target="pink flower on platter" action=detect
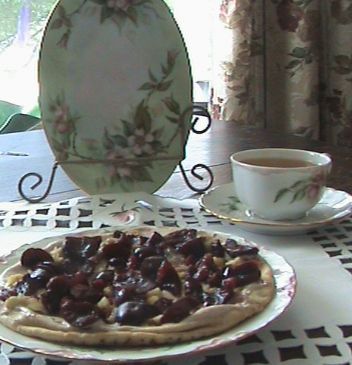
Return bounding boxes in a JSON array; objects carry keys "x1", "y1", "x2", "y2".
[
  {"x1": 128, "y1": 128, "x2": 155, "y2": 156},
  {"x1": 51, "y1": 103, "x2": 73, "y2": 134}
]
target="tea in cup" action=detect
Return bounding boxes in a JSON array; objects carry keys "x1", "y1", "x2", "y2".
[{"x1": 230, "y1": 148, "x2": 332, "y2": 220}]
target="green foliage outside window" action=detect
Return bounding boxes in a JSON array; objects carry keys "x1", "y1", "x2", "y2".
[{"x1": 0, "y1": 0, "x2": 56, "y2": 50}]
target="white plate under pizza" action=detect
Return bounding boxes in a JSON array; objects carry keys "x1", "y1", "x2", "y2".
[{"x1": 0, "y1": 226, "x2": 296, "y2": 363}]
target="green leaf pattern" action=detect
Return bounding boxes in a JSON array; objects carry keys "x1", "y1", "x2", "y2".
[
  {"x1": 274, "y1": 172, "x2": 326, "y2": 204},
  {"x1": 53, "y1": 0, "x2": 155, "y2": 48},
  {"x1": 46, "y1": 51, "x2": 189, "y2": 189}
]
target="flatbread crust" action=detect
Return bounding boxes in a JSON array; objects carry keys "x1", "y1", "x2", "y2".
[{"x1": 0, "y1": 227, "x2": 275, "y2": 346}]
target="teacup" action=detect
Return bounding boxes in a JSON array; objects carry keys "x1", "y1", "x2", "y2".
[{"x1": 230, "y1": 148, "x2": 332, "y2": 220}]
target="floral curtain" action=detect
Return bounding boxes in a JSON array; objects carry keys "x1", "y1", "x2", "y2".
[{"x1": 211, "y1": 0, "x2": 352, "y2": 147}]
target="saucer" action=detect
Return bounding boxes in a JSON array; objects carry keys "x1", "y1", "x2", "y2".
[{"x1": 199, "y1": 183, "x2": 352, "y2": 235}]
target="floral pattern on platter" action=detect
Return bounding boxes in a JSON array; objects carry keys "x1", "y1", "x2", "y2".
[
  {"x1": 52, "y1": 0, "x2": 155, "y2": 48},
  {"x1": 274, "y1": 172, "x2": 326, "y2": 204},
  {"x1": 46, "y1": 51, "x2": 189, "y2": 190}
]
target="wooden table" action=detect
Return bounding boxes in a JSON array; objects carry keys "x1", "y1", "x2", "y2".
[
  {"x1": 0, "y1": 121, "x2": 351, "y2": 203},
  {"x1": 1, "y1": 121, "x2": 352, "y2": 365}
]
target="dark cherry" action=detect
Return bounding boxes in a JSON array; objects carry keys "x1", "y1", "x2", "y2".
[
  {"x1": 113, "y1": 286, "x2": 137, "y2": 306},
  {"x1": 161, "y1": 297, "x2": 200, "y2": 324},
  {"x1": 222, "y1": 261, "x2": 261, "y2": 286},
  {"x1": 70, "y1": 284, "x2": 102, "y2": 303},
  {"x1": 177, "y1": 237, "x2": 205, "y2": 260},
  {"x1": 207, "y1": 271, "x2": 222, "y2": 287},
  {"x1": 15, "y1": 274, "x2": 42, "y2": 296},
  {"x1": 222, "y1": 277, "x2": 238, "y2": 291},
  {"x1": 140, "y1": 256, "x2": 164, "y2": 279},
  {"x1": 113, "y1": 230, "x2": 123, "y2": 239},
  {"x1": 27, "y1": 267, "x2": 53, "y2": 287},
  {"x1": 235, "y1": 270, "x2": 261, "y2": 287},
  {"x1": 154, "y1": 297, "x2": 173, "y2": 313},
  {"x1": 102, "y1": 234, "x2": 132, "y2": 260},
  {"x1": 184, "y1": 277, "x2": 202, "y2": 297},
  {"x1": 211, "y1": 240, "x2": 225, "y2": 257},
  {"x1": 41, "y1": 290, "x2": 62, "y2": 314},
  {"x1": 199, "y1": 254, "x2": 216, "y2": 270},
  {"x1": 222, "y1": 266, "x2": 236, "y2": 279},
  {"x1": 108, "y1": 257, "x2": 127, "y2": 270},
  {"x1": 164, "y1": 229, "x2": 197, "y2": 247},
  {"x1": 36, "y1": 261, "x2": 63, "y2": 276},
  {"x1": 193, "y1": 266, "x2": 209, "y2": 282},
  {"x1": 62, "y1": 259, "x2": 80, "y2": 274},
  {"x1": 63, "y1": 257, "x2": 95, "y2": 275},
  {"x1": 135, "y1": 279, "x2": 157, "y2": 295},
  {"x1": 42, "y1": 275, "x2": 71, "y2": 313},
  {"x1": 115, "y1": 301, "x2": 158, "y2": 326},
  {"x1": 133, "y1": 246, "x2": 157, "y2": 266},
  {"x1": 0, "y1": 287, "x2": 17, "y2": 301},
  {"x1": 60, "y1": 299, "x2": 99, "y2": 328},
  {"x1": 63, "y1": 236, "x2": 102, "y2": 261},
  {"x1": 156, "y1": 260, "x2": 181, "y2": 296},
  {"x1": 232, "y1": 261, "x2": 260, "y2": 275},
  {"x1": 145, "y1": 232, "x2": 164, "y2": 246},
  {"x1": 70, "y1": 272, "x2": 88, "y2": 286},
  {"x1": 225, "y1": 239, "x2": 259, "y2": 258},
  {"x1": 21, "y1": 248, "x2": 54, "y2": 269},
  {"x1": 46, "y1": 275, "x2": 71, "y2": 294},
  {"x1": 94, "y1": 270, "x2": 115, "y2": 284}
]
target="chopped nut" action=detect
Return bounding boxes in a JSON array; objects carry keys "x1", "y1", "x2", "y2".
[
  {"x1": 97, "y1": 296, "x2": 113, "y2": 315},
  {"x1": 103, "y1": 237, "x2": 118, "y2": 246},
  {"x1": 103, "y1": 287, "x2": 113, "y2": 297},
  {"x1": 5, "y1": 297, "x2": 45, "y2": 313},
  {"x1": 50, "y1": 246, "x2": 64, "y2": 263},
  {"x1": 161, "y1": 290, "x2": 176, "y2": 301},
  {"x1": 146, "y1": 287, "x2": 161, "y2": 298},
  {"x1": 6, "y1": 274, "x2": 24, "y2": 287},
  {"x1": 147, "y1": 295, "x2": 159, "y2": 305},
  {"x1": 213, "y1": 257, "x2": 225, "y2": 269}
]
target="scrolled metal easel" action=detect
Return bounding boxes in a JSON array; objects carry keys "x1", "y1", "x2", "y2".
[{"x1": 18, "y1": 106, "x2": 214, "y2": 203}]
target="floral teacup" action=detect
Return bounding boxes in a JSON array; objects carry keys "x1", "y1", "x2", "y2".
[{"x1": 230, "y1": 148, "x2": 332, "y2": 220}]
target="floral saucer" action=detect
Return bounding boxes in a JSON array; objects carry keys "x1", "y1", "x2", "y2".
[{"x1": 199, "y1": 183, "x2": 352, "y2": 235}]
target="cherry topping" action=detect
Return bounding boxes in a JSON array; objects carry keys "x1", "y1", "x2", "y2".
[
  {"x1": 102, "y1": 234, "x2": 132, "y2": 260},
  {"x1": 21, "y1": 248, "x2": 54, "y2": 269},
  {"x1": 161, "y1": 297, "x2": 200, "y2": 324},
  {"x1": 156, "y1": 260, "x2": 181, "y2": 296},
  {"x1": 145, "y1": 231, "x2": 164, "y2": 246},
  {"x1": 0, "y1": 287, "x2": 17, "y2": 301},
  {"x1": 184, "y1": 277, "x2": 202, "y2": 297},
  {"x1": 224, "y1": 239, "x2": 259, "y2": 258},
  {"x1": 94, "y1": 270, "x2": 115, "y2": 284},
  {"x1": 140, "y1": 256, "x2": 164, "y2": 279},
  {"x1": 115, "y1": 301, "x2": 158, "y2": 326},
  {"x1": 60, "y1": 299, "x2": 100, "y2": 328},
  {"x1": 177, "y1": 237, "x2": 205, "y2": 259},
  {"x1": 211, "y1": 240, "x2": 225, "y2": 257},
  {"x1": 164, "y1": 229, "x2": 197, "y2": 246},
  {"x1": 63, "y1": 236, "x2": 102, "y2": 261}
]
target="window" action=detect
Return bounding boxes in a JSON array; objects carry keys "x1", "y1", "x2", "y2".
[
  {"x1": 0, "y1": 0, "x2": 56, "y2": 125},
  {"x1": 0, "y1": 0, "x2": 219, "y2": 128}
]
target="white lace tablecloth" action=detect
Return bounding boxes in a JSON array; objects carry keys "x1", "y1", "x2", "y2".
[{"x1": 0, "y1": 192, "x2": 352, "y2": 365}]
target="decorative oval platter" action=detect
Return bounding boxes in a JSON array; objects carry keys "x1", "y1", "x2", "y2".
[
  {"x1": 0, "y1": 228, "x2": 296, "y2": 363},
  {"x1": 39, "y1": 0, "x2": 193, "y2": 194}
]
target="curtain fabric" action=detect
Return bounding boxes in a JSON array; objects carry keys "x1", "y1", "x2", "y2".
[{"x1": 212, "y1": 0, "x2": 352, "y2": 147}]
